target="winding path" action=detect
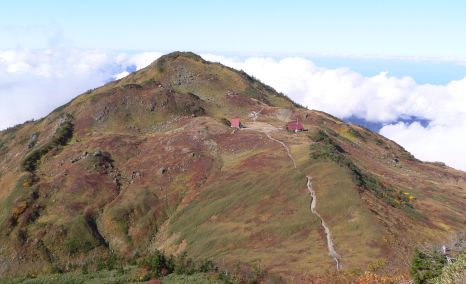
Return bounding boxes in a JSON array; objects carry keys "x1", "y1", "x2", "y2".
[
  {"x1": 243, "y1": 113, "x2": 342, "y2": 270},
  {"x1": 265, "y1": 132, "x2": 297, "y2": 169},
  {"x1": 306, "y1": 176, "x2": 341, "y2": 270}
]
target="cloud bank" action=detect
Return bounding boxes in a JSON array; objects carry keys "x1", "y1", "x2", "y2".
[
  {"x1": 1, "y1": 50, "x2": 465, "y2": 171},
  {"x1": 0, "y1": 49, "x2": 162, "y2": 130},
  {"x1": 201, "y1": 54, "x2": 466, "y2": 170}
]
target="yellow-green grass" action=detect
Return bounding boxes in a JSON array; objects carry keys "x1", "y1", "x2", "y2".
[
  {"x1": 304, "y1": 160, "x2": 386, "y2": 272},
  {"x1": 165, "y1": 149, "x2": 335, "y2": 274},
  {"x1": 0, "y1": 268, "x2": 143, "y2": 284},
  {"x1": 0, "y1": 270, "x2": 234, "y2": 284}
]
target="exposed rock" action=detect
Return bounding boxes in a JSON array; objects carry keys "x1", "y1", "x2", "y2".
[
  {"x1": 132, "y1": 171, "x2": 141, "y2": 179},
  {"x1": 27, "y1": 132, "x2": 39, "y2": 149},
  {"x1": 158, "y1": 167, "x2": 167, "y2": 176},
  {"x1": 70, "y1": 151, "x2": 88, "y2": 163},
  {"x1": 94, "y1": 106, "x2": 111, "y2": 122}
]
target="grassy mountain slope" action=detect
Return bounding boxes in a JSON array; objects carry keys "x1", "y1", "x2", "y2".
[{"x1": 0, "y1": 52, "x2": 464, "y2": 282}]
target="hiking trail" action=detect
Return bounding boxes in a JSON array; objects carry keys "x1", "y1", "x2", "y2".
[
  {"x1": 244, "y1": 111, "x2": 342, "y2": 270},
  {"x1": 306, "y1": 176, "x2": 341, "y2": 270}
]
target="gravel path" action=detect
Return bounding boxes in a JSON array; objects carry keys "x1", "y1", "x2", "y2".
[
  {"x1": 265, "y1": 132, "x2": 297, "y2": 169},
  {"x1": 243, "y1": 112, "x2": 342, "y2": 270},
  {"x1": 306, "y1": 176, "x2": 341, "y2": 270}
]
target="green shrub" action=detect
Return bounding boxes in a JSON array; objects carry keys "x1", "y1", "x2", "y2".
[
  {"x1": 221, "y1": 118, "x2": 231, "y2": 127},
  {"x1": 139, "y1": 250, "x2": 175, "y2": 279},
  {"x1": 348, "y1": 127, "x2": 365, "y2": 141},
  {"x1": 216, "y1": 272, "x2": 238, "y2": 284},
  {"x1": 63, "y1": 236, "x2": 95, "y2": 256},
  {"x1": 198, "y1": 259, "x2": 215, "y2": 273},
  {"x1": 81, "y1": 264, "x2": 89, "y2": 275},
  {"x1": 64, "y1": 238, "x2": 83, "y2": 255},
  {"x1": 310, "y1": 131, "x2": 345, "y2": 163},
  {"x1": 410, "y1": 248, "x2": 446, "y2": 283},
  {"x1": 175, "y1": 252, "x2": 196, "y2": 275},
  {"x1": 244, "y1": 86, "x2": 257, "y2": 97},
  {"x1": 96, "y1": 258, "x2": 106, "y2": 271},
  {"x1": 63, "y1": 216, "x2": 99, "y2": 255},
  {"x1": 22, "y1": 115, "x2": 73, "y2": 172},
  {"x1": 0, "y1": 139, "x2": 6, "y2": 154},
  {"x1": 375, "y1": 138, "x2": 385, "y2": 145},
  {"x1": 433, "y1": 251, "x2": 466, "y2": 283},
  {"x1": 138, "y1": 250, "x2": 219, "y2": 280},
  {"x1": 106, "y1": 254, "x2": 119, "y2": 271},
  {"x1": 310, "y1": 130, "x2": 412, "y2": 209},
  {"x1": 94, "y1": 254, "x2": 121, "y2": 272},
  {"x1": 239, "y1": 70, "x2": 254, "y2": 82}
]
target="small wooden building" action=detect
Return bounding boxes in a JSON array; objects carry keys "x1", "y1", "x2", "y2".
[
  {"x1": 230, "y1": 118, "x2": 242, "y2": 128},
  {"x1": 287, "y1": 119, "x2": 304, "y2": 132}
]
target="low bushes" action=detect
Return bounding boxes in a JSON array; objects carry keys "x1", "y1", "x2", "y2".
[
  {"x1": 64, "y1": 238, "x2": 94, "y2": 256},
  {"x1": 310, "y1": 130, "x2": 346, "y2": 162},
  {"x1": 22, "y1": 115, "x2": 74, "y2": 172},
  {"x1": 1, "y1": 249, "x2": 279, "y2": 283},
  {"x1": 433, "y1": 251, "x2": 466, "y2": 283},
  {"x1": 347, "y1": 127, "x2": 365, "y2": 141},
  {"x1": 139, "y1": 251, "x2": 216, "y2": 280},
  {"x1": 63, "y1": 216, "x2": 99, "y2": 255},
  {"x1": 221, "y1": 118, "x2": 231, "y2": 127},
  {"x1": 410, "y1": 248, "x2": 446, "y2": 283},
  {"x1": 310, "y1": 130, "x2": 413, "y2": 209},
  {"x1": 0, "y1": 139, "x2": 6, "y2": 154}
]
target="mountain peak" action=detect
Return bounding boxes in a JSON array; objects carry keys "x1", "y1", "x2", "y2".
[
  {"x1": 0, "y1": 51, "x2": 464, "y2": 282},
  {"x1": 156, "y1": 51, "x2": 206, "y2": 63},
  {"x1": 110, "y1": 51, "x2": 298, "y2": 115}
]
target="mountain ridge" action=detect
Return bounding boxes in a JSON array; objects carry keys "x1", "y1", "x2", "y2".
[{"x1": 0, "y1": 51, "x2": 464, "y2": 282}]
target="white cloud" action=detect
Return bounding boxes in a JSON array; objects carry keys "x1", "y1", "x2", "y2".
[
  {"x1": 113, "y1": 71, "x2": 130, "y2": 80},
  {"x1": 126, "y1": 52, "x2": 164, "y2": 70},
  {"x1": 201, "y1": 54, "x2": 466, "y2": 171},
  {"x1": 112, "y1": 52, "x2": 163, "y2": 79},
  {"x1": 0, "y1": 49, "x2": 116, "y2": 130},
  {"x1": 201, "y1": 54, "x2": 461, "y2": 123},
  {"x1": 380, "y1": 121, "x2": 466, "y2": 170},
  {"x1": 0, "y1": 49, "x2": 162, "y2": 130}
]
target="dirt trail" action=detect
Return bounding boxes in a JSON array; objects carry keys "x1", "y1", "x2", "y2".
[
  {"x1": 264, "y1": 132, "x2": 297, "y2": 169},
  {"x1": 248, "y1": 107, "x2": 264, "y2": 122},
  {"x1": 306, "y1": 176, "x2": 341, "y2": 270},
  {"x1": 243, "y1": 114, "x2": 342, "y2": 270},
  {"x1": 245, "y1": 120, "x2": 296, "y2": 168},
  {"x1": 266, "y1": 131, "x2": 341, "y2": 270}
]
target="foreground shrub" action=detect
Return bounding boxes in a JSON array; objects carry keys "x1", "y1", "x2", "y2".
[{"x1": 410, "y1": 248, "x2": 446, "y2": 283}]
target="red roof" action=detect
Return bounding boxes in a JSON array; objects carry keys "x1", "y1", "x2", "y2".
[
  {"x1": 230, "y1": 118, "x2": 241, "y2": 128},
  {"x1": 287, "y1": 121, "x2": 304, "y2": 131}
]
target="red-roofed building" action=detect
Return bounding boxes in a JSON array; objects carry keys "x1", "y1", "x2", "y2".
[
  {"x1": 230, "y1": 118, "x2": 242, "y2": 128},
  {"x1": 287, "y1": 119, "x2": 304, "y2": 132}
]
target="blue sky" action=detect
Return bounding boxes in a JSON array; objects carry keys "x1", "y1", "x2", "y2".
[
  {"x1": 3, "y1": 0, "x2": 466, "y2": 84},
  {"x1": 1, "y1": 0, "x2": 466, "y2": 58},
  {"x1": 1, "y1": 1, "x2": 466, "y2": 170}
]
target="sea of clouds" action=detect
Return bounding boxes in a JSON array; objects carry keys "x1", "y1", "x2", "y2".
[
  {"x1": 1, "y1": 49, "x2": 465, "y2": 171},
  {"x1": 0, "y1": 49, "x2": 162, "y2": 129}
]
